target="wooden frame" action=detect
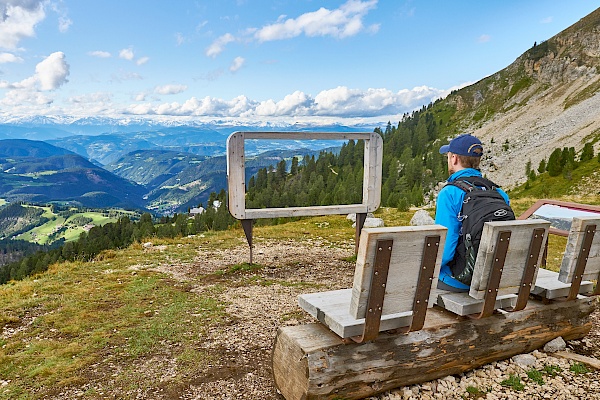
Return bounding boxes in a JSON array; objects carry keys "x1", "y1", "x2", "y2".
[
  {"x1": 518, "y1": 199, "x2": 600, "y2": 236},
  {"x1": 226, "y1": 131, "x2": 383, "y2": 220}
]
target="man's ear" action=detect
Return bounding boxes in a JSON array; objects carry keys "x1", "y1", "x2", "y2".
[{"x1": 449, "y1": 153, "x2": 459, "y2": 166}]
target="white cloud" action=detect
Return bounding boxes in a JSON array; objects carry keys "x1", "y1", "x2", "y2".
[
  {"x1": 1, "y1": 86, "x2": 53, "y2": 105},
  {"x1": 0, "y1": 0, "x2": 46, "y2": 49},
  {"x1": 0, "y1": 51, "x2": 70, "y2": 107},
  {"x1": 253, "y1": 91, "x2": 312, "y2": 116},
  {"x1": 206, "y1": 0, "x2": 378, "y2": 58},
  {"x1": 175, "y1": 32, "x2": 185, "y2": 46},
  {"x1": 88, "y1": 50, "x2": 111, "y2": 58},
  {"x1": 119, "y1": 47, "x2": 135, "y2": 61},
  {"x1": 229, "y1": 56, "x2": 245, "y2": 72},
  {"x1": 109, "y1": 70, "x2": 142, "y2": 83},
  {"x1": 35, "y1": 51, "x2": 70, "y2": 90},
  {"x1": 136, "y1": 56, "x2": 150, "y2": 65},
  {"x1": 254, "y1": 0, "x2": 378, "y2": 42},
  {"x1": 58, "y1": 16, "x2": 72, "y2": 32},
  {"x1": 125, "y1": 84, "x2": 446, "y2": 120},
  {"x1": 68, "y1": 92, "x2": 112, "y2": 104},
  {"x1": 541, "y1": 16, "x2": 553, "y2": 24},
  {"x1": 154, "y1": 84, "x2": 187, "y2": 95},
  {"x1": 49, "y1": 1, "x2": 71, "y2": 33},
  {"x1": 478, "y1": 34, "x2": 491, "y2": 43},
  {"x1": 0, "y1": 52, "x2": 23, "y2": 63},
  {"x1": 205, "y1": 33, "x2": 235, "y2": 58}
]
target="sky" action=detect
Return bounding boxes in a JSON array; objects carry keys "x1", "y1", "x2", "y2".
[{"x1": 0, "y1": 0, "x2": 598, "y2": 125}]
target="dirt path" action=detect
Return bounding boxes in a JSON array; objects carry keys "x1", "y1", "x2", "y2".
[{"x1": 146, "y1": 239, "x2": 599, "y2": 400}]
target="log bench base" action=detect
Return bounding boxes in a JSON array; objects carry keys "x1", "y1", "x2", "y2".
[{"x1": 272, "y1": 297, "x2": 597, "y2": 400}]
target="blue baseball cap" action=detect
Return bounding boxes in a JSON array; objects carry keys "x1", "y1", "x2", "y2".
[{"x1": 439, "y1": 134, "x2": 483, "y2": 157}]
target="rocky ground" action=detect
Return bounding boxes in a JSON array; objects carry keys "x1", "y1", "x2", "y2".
[{"x1": 144, "y1": 237, "x2": 599, "y2": 400}]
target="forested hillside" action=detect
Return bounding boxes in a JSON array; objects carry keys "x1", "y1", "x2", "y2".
[{"x1": 246, "y1": 107, "x2": 450, "y2": 210}]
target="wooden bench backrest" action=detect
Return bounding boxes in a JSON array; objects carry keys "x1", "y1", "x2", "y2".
[
  {"x1": 559, "y1": 217, "x2": 600, "y2": 283},
  {"x1": 469, "y1": 219, "x2": 551, "y2": 300},
  {"x1": 349, "y1": 225, "x2": 447, "y2": 319}
]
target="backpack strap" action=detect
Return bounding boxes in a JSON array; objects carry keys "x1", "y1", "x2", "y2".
[{"x1": 448, "y1": 176, "x2": 500, "y2": 192}]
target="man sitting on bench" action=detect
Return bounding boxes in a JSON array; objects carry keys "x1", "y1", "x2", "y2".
[{"x1": 436, "y1": 134, "x2": 513, "y2": 292}]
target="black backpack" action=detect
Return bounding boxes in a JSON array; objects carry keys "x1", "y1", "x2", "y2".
[{"x1": 447, "y1": 176, "x2": 515, "y2": 285}]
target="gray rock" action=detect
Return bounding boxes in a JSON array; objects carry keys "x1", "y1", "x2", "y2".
[
  {"x1": 346, "y1": 212, "x2": 374, "y2": 222},
  {"x1": 363, "y1": 217, "x2": 385, "y2": 228},
  {"x1": 544, "y1": 336, "x2": 567, "y2": 353},
  {"x1": 511, "y1": 354, "x2": 537, "y2": 367},
  {"x1": 410, "y1": 209, "x2": 435, "y2": 226}
]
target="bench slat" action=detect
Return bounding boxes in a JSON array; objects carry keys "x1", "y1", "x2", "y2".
[
  {"x1": 532, "y1": 268, "x2": 594, "y2": 299},
  {"x1": 437, "y1": 292, "x2": 517, "y2": 316},
  {"x1": 298, "y1": 289, "x2": 413, "y2": 338}
]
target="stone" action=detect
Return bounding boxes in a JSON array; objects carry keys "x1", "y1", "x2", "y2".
[
  {"x1": 410, "y1": 209, "x2": 435, "y2": 226},
  {"x1": 512, "y1": 354, "x2": 537, "y2": 367},
  {"x1": 346, "y1": 212, "x2": 374, "y2": 222},
  {"x1": 543, "y1": 337, "x2": 566, "y2": 353},
  {"x1": 353, "y1": 217, "x2": 384, "y2": 228}
]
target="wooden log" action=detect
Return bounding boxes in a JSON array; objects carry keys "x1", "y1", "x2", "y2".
[
  {"x1": 272, "y1": 297, "x2": 597, "y2": 400},
  {"x1": 554, "y1": 351, "x2": 600, "y2": 369}
]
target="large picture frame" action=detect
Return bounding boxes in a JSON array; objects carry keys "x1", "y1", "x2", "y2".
[{"x1": 226, "y1": 131, "x2": 383, "y2": 220}]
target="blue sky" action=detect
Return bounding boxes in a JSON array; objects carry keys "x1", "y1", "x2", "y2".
[{"x1": 0, "y1": 0, "x2": 598, "y2": 124}]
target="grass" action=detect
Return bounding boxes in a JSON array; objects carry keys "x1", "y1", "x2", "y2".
[
  {"x1": 509, "y1": 156, "x2": 600, "y2": 202},
  {"x1": 526, "y1": 368, "x2": 545, "y2": 385},
  {"x1": 500, "y1": 374, "x2": 525, "y2": 391},
  {"x1": 0, "y1": 193, "x2": 599, "y2": 398},
  {"x1": 542, "y1": 364, "x2": 562, "y2": 376},
  {"x1": 464, "y1": 385, "x2": 488, "y2": 398},
  {"x1": 570, "y1": 362, "x2": 590, "y2": 374},
  {"x1": 15, "y1": 208, "x2": 121, "y2": 245},
  {"x1": 0, "y1": 242, "x2": 227, "y2": 398}
]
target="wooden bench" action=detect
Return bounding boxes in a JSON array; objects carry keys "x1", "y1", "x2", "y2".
[
  {"x1": 438, "y1": 219, "x2": 550, "y2": 317},
  {"x1": 298, "y1": 225, "x2": 446, "y2": 341},
  {"x1": 272, "y1": 219, "x2": 596, "y2": 400},
  {"x1": 532, "y1": 216, "x2": 600, "y2": 300}
]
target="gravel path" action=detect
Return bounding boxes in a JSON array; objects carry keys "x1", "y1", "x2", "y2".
[{"x1": 152, "y1": 238, "x2": 600, "y2": 400}]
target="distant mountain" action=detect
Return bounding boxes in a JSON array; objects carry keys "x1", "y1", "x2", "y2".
[
  {"x1": 0, "y1": 120, "x2": 364, "y2": 165},
  {"x1": 0, "y1": 139, "x2": 146, "y2": 209},
  {"x1": 0, "y1": 139, "x2": 75, "y2": 158},
  {"x1": 107, "y1": 147, "x2": 338, "y2": 214},
  {"x1": 45, "y1": 127, "x2": 232, "y2": 164}
]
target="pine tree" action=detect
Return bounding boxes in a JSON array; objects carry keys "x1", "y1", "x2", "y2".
[
  {"x1": 537, "y1": 158, "x2": 546, "y2": 174},
  {"x1": 580, "y1": 142, "x2": 594, "y2": 162},
  {"x1": 547, "y1": 148, "x2": 562, "y2": 177}
]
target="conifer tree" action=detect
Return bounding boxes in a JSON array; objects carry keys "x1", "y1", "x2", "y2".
[
  {"x1": 537, "y1": 158, "x2": 546, "y2": 174},
  {"x1": 580, "y1": 142, "x2": 594, "y2": 162},
  {"x1": 547, "y1": 148, "x2": 562, "y2": 176}
]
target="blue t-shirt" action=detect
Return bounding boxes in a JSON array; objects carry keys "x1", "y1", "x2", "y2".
[{"x1": 434, "y1": 169, "x2": 510, "y2": 289}]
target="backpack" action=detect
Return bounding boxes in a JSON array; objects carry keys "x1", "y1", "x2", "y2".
[{"x1": 447, "y1": 176, "x2": 515, "y2": 285}]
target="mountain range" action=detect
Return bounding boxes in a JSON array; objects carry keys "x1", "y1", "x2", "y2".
[{"x1": 1, "y1": 7, "x2": 600, "y2": 213}]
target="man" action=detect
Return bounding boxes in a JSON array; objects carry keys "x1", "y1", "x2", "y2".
[{"x1": 435, "y1": 134, "x2": 510, "y2": 292}]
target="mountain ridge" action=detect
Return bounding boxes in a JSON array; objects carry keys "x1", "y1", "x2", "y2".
[{"x1": 446, "y1": 8, "x2": 600, "y2": 188}]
